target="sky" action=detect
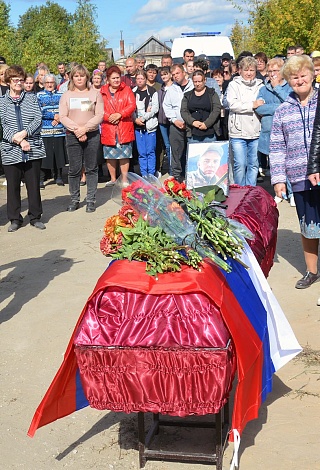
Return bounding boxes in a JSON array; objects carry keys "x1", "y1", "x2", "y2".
[{"x1": 10, "y1": 0, "x2": 247, "y2": 59}]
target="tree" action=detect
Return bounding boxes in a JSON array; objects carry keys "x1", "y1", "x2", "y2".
[
  {"x1": 70, "y1": 0, "x2": 108, "y2": 71},
  {"x1": 0, "y1": 1, "x2": 16, "y2": 63},
  {"x1": 15, "y1": 1, "x2": 72, "y2": 72},
  {"x1": 0, "y1": 0, "x2": 108, "y2": 72},
  {"x1": 230, "y1": 0, "x2": 320, "y2": 57},
  {"x1": 230, "y1": 20, "x2": 252, "y2": 58}
]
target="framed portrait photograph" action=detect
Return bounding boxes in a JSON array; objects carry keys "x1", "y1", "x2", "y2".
[{"x1": 186, "y1": 141, "x2": 229, "y2": 195}]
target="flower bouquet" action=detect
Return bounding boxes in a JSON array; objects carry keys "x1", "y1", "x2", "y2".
[
  {"x1": 163, "y1": 178, "x2": 254, "y2": 262},
  {"x1": 100, "y1": 175, "x2": 202, "y2": 277},
  {"x1": 100, "y1": 173, "x2": 253, "y2": 276}
]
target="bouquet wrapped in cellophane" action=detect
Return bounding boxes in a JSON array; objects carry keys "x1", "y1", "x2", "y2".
[{"x1": 100, "y1": 173, "x2": 254, "y2": 277}]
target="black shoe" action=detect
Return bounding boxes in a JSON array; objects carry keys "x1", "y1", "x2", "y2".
[
  {"x1": 8, "y1": 221, "x2": 22, "y2": 232},
  {"x1": 80, "y1": 181, "x2": 86, "y2": 186},
  {"x1": 257, "y1": 175, "x2": 264, "y2": 183},
  {"x1": 67, "y1": 202, "x2": 79, "y2": 212},
  {"x1": 295, "y1": 271, "x2": 320, "y2": 289},
  {"x1": 30, "y1": 220, "x2": 46, "y2": 230},
  {"x1": 55, "y1": 177, "x2": 64, "y2": 186},
  {"x1": 86, "y1": 202, "x2": 96, "y2": 213},
  {"x1": 40, "y1": 181, "x2": 45, "y2": 190}
]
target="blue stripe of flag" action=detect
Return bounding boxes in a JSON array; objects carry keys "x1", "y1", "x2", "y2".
[
  {"x1": 223, "y1": 258, "x2": 274, "y2": 402},
  {"x1": 75, "y1": 368, "x2": 89, "y2": 411}
]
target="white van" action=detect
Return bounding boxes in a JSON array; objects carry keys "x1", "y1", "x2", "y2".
[{"x1": 171, "y1": 32, "x2": 234, "y2": 70}]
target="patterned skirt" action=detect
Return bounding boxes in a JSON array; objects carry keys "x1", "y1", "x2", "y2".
[
  {"x1": 103, "y1": 141, "x2": 133, "y2": 160},
  {"x1": 294, "y1": 187, "x2": 320, "y2": 238}
]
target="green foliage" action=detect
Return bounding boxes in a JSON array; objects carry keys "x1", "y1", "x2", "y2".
[
  {"x1": 230, "y1": 0, "x2": 320, "y2": 57},
  {"x1": 70, "y1": 0, "x2": 108, "y2": 71},
  {"x1": 0, "y1": 1, "x2": 16, "y2": 63},
  {"x1": 112, "y1": 217, "x2": 202, "y2": 278},
  {"x1": 230, "y1": 20, "x2": 252, "y2": 58},
  {"x1": 2, "y1": 0, "x2": 108, "y2": 73},
  {"x1": 15, "y1": 2, "x2": 72, "y2": 71}
]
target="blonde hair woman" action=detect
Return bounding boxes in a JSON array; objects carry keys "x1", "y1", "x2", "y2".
[
  {"x1": 255, "y1": 58, "x2": 292, "y2": 192},
  {"x1": 59, "y1": 64, "x2": 104, "y2": 212},
  {"x1": 270, "y1": 55, "x2": 319, "y2": 289},
  {"x1": 226, "y1": 56, "x2": 264, "y2": 186}
]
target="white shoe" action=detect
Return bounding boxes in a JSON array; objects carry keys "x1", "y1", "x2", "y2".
[
  {"x1": 155, "y1": 171, "x2": 162, "y2": 178},
  {"x1": 274, "y1": 196, "x2": 282, "y2": 204},
  {"x1": 2, "y1": 180, "x2": 24, "y2": 186},
  {"x1": 317, "y1": 297, "x2": 320, "y2": 306},
  {"x1": 105, "y1": 180, "x2": 115, "y2": 187},
  {"x1": 289, "y1": 195, "x2": 296, "y2": 207}
]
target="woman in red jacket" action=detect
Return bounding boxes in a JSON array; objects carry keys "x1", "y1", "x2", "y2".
[{"x1": 100, "y1": 65, "x2": 136, "y2": 186}]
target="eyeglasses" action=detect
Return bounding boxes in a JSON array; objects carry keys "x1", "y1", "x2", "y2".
[
  {"x1": 268, "y1": 69, "x2": 280, "y2": 73},
  {"x1": 11, "y1": 78, "x2": 25, "y2": 84},
  {"x1": 45, "y1": 82, "x2": 56, "y2": 84}
]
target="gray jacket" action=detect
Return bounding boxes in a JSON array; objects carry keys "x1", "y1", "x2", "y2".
[{"x1": 163, "y1": 79, "x2": 194, "y2": 123}]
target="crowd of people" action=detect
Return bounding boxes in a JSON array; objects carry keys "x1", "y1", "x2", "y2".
[{"x1": 1, "y1": 44, "x2": 320, "y2": 297}]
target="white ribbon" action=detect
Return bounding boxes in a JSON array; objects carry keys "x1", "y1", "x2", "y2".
[{"x1": 229, "y1": 429, "x2": 240, "y2": 470}]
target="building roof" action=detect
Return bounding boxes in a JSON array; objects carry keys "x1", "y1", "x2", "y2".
[
  {"x1": 132, "y1": 36, "x2": 171, "y2": 56},
  {"x1": 106, "y1": 48, "x2": 114, "y2": 62}
]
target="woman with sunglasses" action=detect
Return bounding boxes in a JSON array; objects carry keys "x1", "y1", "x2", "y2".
[{"x1": 0, "y1": 65, "x2": 46, "y2": 231}]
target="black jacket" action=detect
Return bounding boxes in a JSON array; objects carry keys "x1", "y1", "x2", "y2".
[
  {"x1": 307, "y1": 90, "x2": 320, "y2": 174},
  {"x1": 181, "y1": 87, "x2": 221, "y2": 138}
]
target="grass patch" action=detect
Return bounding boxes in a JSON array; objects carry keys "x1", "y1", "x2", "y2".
[{"x1": 294, "y1": 345, "x2": 320, "y2": 367}]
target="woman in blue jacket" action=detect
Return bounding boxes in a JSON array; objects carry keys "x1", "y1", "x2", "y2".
[{"x1": 255, "y1": 57, "x2": 293, "y2": 202}]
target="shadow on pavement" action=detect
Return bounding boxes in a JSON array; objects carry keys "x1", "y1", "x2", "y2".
[
  {"x1": 275, "y1": 228, "x2": 305, "y2": 275},
  {"x1": 0, "y1": 250, "x2": 74, "y2": 324},
  {"x1": 55, "y1": 411, "x2": 125, "y2": 461}
]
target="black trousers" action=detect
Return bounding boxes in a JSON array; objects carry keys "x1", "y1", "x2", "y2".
[
  {"x1": 169, "y1": 124, "x2": 187, "y2": 181},
  {"x1": 65, "y1": 131, "x2": 99, "y2": 204},
  {"x1": 3, "y1": 159, "x2": 43, "y2": 223}
]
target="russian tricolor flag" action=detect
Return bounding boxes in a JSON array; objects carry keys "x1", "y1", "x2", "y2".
[{"x1": 28, "y1": 244, "x2": 301, "y2": 470}]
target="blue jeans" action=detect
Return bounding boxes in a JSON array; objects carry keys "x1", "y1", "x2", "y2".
[
  {"x1": 230, "y1": 138, "x2": 259, "y2": 186},
  {"x1": 286, "y1": 178, "x2": 293, "y2": 198},
  {"x1": 159, "y1": 124, "x2": 171, "y2": 172},
  {"x1": 135, "y1": 129, "x2": 156, "y2": 176}
]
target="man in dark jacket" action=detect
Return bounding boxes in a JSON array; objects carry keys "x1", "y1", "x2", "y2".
[{"x1": 121, "y1": 57, "x2": 138, "y2": 88}]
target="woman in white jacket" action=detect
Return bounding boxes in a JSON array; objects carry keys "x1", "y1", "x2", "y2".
[
  {"x1": 226, "y1": 56, "x2": 264, "y2": 186},
  {"x1": 132, "y1": 70, "x2": 159, "y2": 177}
]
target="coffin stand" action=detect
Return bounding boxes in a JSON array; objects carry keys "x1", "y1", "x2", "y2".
[{"x1": 74, "y1": 284, "x2": 237, "y2": 469}]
